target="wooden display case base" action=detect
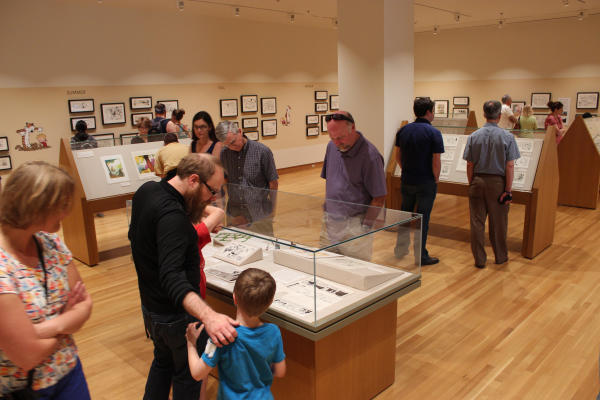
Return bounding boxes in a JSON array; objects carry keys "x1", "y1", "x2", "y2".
[{"x1": 206, "y1": 292, "x2": 397, "y2": 400}]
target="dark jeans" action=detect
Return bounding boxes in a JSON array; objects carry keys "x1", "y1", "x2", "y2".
[
  {"x1": 395, "y1": 181, "x2": 437, "y2": 259},
  {"x1": 35, "y1": 358, "x2": 90, "y2": 400},
  {"x1": 142, "y1": 307, "x2": 207, "y2": 400}
]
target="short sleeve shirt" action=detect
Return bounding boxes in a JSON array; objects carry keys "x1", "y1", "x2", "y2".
[
  {"x1": 220, "y1": 139, "x2": 278, "y2": 189},
  {"x1": 201, "y1": 323, "x2": 285, "y2": 400},
  {"x1": 0, "y1": 233, "x2": 78, "y2": 393},
  {"x1": 498, "y1": 104, "x2": 515, "y2": 130},
  {"x1": 463, "y1": 122, "x2": 521, "y2": 176},
  {"x1": 395, "y1": 118, "x2": 444, "y2": 185},
  {"x1": 155, "y1": 142, "x2": 190, "y2": 176}
]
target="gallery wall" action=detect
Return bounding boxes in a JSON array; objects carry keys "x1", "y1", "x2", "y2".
[{"x1": 0, "y1": 0, "x2": 338, "y2": 174}]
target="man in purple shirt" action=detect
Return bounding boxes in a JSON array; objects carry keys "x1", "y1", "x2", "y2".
[{"x1": 320, "y1": 111, "x2": 387, "y2": 258}]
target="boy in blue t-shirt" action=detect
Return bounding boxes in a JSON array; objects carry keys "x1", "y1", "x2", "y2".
[{"x1": 186, "y1": 268, "x2": 286, "y2": 399}]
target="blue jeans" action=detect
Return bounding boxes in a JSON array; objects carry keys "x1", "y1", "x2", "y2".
[
  {"x1": 35, "y1": 357, "x2": 90, "y2": 400},
  {"x1": 396, "y1": 181, "x2": 437, "y2": 259},
  {"x1": 142, "y1": 307, "x2": 207, "y2": 400}
]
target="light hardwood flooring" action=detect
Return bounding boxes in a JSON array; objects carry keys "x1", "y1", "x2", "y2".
[{"x1": 71, "y1": 166, "x2": 600, "y2": 399}]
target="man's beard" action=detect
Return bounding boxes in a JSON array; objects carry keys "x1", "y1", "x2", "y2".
[{"x1": 185, "y1": 185, "x2": 210, "y2": 223}]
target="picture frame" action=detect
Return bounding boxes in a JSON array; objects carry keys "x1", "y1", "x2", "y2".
[
  {"x1": 533, "y1": 114, "x2": 547, "y2": 129},
  {"x1": 0, "y1": 155, "x2": 12, "y2": 171},
  {"x1": 415, "y1": 96, "x2": 431, "y2": 100},
  {"x1": 220, "y1": 99, "x2": 238, "y2": 118},
  {"x1": 157, "y1": 100, "x2": 179, "y2": 118},
  {"x1": 512, "y1": 101, "x2": 526, "y2": 114},
  {"x1": 70, "y1": 116, "x2": 96, "y2": 131},
  {"x1": 576, "y1": 92, "x2": 599, "y2": 109},
  {"x1": 68, "y1": 99, "x2": 94, "y2": 113},
  {"x1": 315, "y1": 102, "x2": 328, "y2": 113},
  {"x1": 131, "y1": 149, "x2": 157, "y2": 179},
  {"x1": 242, "y1": 117, "x2": 258, "y2": 129},
  {"x1": 434, "y1": 100, "x2": 449, "y2": 118},
  {"x1": 240, "y1": 95, "x2": 258, "y2": 113},
  {"x1": 306, "y1": 126, "x2": 320, "y2": 137},
  {"x1": 315, "y1": 90, "x2": 328, "y2": 101},
  {"x1": 0, "y1": 136, "x2": 8, "y2": 152},
  {"x1": 531, "y1": 93, "x2": 551, "y2": 109},
  {"x1": 261, "y1": 119, "x2": 277, "y2": 137},
  {"x1": 261, "y1": 97, "x2": 277, "y2": 115},
  {"x1": 101, "y1": 103, "x2": 126, "y2": 125},
  {"x1": 321, "y1": 115, "x2": 328, "y2": 132},
  {"x1": 329, "y1": 95, "x2": 339, "y2": 110},
  {"x1": 119, "y1": 132, "x2": 138, "y2": 145},
  {"x1": 452, "y1": 108, "x2": 469, "y2": 119},
  {"x1": 453, "y1": 96, "x2": 469, "y2": 106},
  {"x1": 131, "y1": 112, "x2": 153, "y2": 126},
  {"x1": 245, "y1": 131, "x2": 259, "y2": 141},
  {"x1": 130, "y1": 96, "x2": 152, "y2": 110},
  {"x1": 93, "y1": 133, "x2": 115, "y2": 147},
  {"x1": 100, "y1": 154, "x2": 129, "y2": 184},
  {"x1": 306, "y1": 114, "x2": 319, "y2": 125}
]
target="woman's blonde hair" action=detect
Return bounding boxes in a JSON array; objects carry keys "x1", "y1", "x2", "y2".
[
  {"x1": 522, "y1": 105, "x2": 533, "y2": 118},
  {"x1": 0, "y1": 161, "x2": 75, "y2": 229}
]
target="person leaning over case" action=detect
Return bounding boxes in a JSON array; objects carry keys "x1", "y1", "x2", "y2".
[
  {"x1": 0, "y1": 161, "x2": 93, "y2": 399},
  {"x1": 129, "y1": 153, "x2": 238, "y2": 400},
  {"x1": 394, "y1": 98, "x2": 444, "y2": 265},
  {"x1": 463, "y1": 100, "x2": 520, "y2": 269},
  {"x1": 155, "y1": 132, "x2": 190, "y2": 179}
]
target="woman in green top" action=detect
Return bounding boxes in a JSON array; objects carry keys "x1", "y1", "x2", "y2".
[{"x1": 517, "y1": 105, "x2": 538, "y2": 137}]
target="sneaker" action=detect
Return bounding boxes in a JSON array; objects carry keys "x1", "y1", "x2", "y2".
[{"x1": 421, "y1": 256, "x2": 439, "y2": 265}]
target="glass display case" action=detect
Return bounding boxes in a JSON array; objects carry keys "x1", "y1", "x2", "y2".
[
  {"x1": 203, "y1": 184, "x2": 422, "y2": 336},
  {"x1": 93, "y1": 131, "x2": 190, "y2": 147}
]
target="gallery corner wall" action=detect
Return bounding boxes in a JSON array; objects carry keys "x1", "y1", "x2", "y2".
[
  {"x1": 414, "y1": 14, "x2": 600, "y2": 126},
  {"x1": 0, "y1": 0, "x2": 339, "y2": 175}
]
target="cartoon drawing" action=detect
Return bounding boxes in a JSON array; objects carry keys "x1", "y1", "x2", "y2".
[
  {"x1": 281, "y1": 105, "x2": 292, "y2": 126},
  {"x1": 36, "y1": 132, "x2": 48, "y2": 148},
  {"x1": 15, "y1": 122, "x2": 50, "y2": 151}
]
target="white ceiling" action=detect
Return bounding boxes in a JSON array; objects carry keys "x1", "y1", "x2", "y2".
[{"x1": 92, "y1": 0, "x2": 600, "y2": 31}]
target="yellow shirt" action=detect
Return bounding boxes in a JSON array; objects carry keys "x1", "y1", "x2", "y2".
[{"x1": 155, "y1": 142, "x2": 190, "y2": 176}]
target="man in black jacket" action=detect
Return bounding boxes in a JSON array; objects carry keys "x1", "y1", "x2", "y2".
[{"x1": 129, "y1": 153, "x2": 237, "y2": 400}]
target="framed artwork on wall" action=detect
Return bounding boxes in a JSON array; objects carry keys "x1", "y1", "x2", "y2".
[
  {"x1": 220, "y1": 99, "x2": 238, "y2": 117},
  {"x1": 101, "y1": 103, "x2": 126, "y2": 125},
  {"x1": 0, "y1": 136, "x2": 8, "y2": 151},
  {"x1": 70, "y1": 116, "x2": 96, "y2": 131},
  {"x1": 68, "y1": 99, "x2": 94, "y2": 113},
  {"x1": 329, "y1": 95, "x2": 339, "y2": 110},
  {"x1": 533, "y1": 114, "x2": 547, "y2": 129},
  {"x1": 157, "y1": 100, "x2": 179, "y2": 117},
  {"x1": 130, "y1": 97, "x2": 152, "y2": 109},
  {"x1": 452, "y1": 108, "x2": 469, "y2": 119},
  {"x1": 245, "y1": 131, "x2": 259, "y2": 141},
  {"x1": 306, "y1": 126, "x2": 319, "y2": 137},
  {"x1": 261, "y1": 97, "x2": 277, "y2": 115},
  {"x1": 576, "y1": 92, "x2": 599, "y2": 109},
  {"x1": 453, "y1": 96, "x2": 469, "y2": 106},
  {"x1": 315, "y1": 102, "x2": 328, "y2": 113},
  {"x1": 119, "y1": 132, "x2": 138, "y2": 145},
  {"x1": 131, "y1": 112, "x2": 153, "y2": 126},
  {"x1": 92, "y1": 133, "x2": 115, "y2": 146},
  {"x1": 531, "y1": 93, "x2": 551, "y2": 109},
  {"x1": 321, "y1": 115, "x2": 328, "y2": 132},
  {"x1": 240, "y1": 95, "x2": 258, "y2": 113},
  {"x1": 242, "y1": 117, "x2": 258, "y2": 129},
  {"x1": 512, "y1": 101, "x2": 526, "y2": 114},
  {"x1": 315, "y1": 91, "x2": 328, "y2": 101},
  {"x1": 434, "y1": 100, "x2": 449, "y2": 118},
  {"x1": 306, "y1": 114, "x2": 319, "y2": 125},
  {"x1": 0, "y1": 155, "x2": 12, "y2": 171},
  {"x1": 261, "y1": 119, "x2": 277, "y2": 137}
]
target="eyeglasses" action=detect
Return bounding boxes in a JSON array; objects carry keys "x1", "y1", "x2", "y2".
[
  {"x1": 202, "y1": 181, "x2": 219, "y2": 196},
  {"x1": 325, "y1": 113, "x2": 354, "y2": 124},
  {"x1": 194, "y1": 124, "x2": 209, "y2": 130}
]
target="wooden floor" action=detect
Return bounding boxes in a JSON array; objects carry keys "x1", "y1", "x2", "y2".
[{"x1": 70, "y1": 166, "x2": 600, "y2": 399}]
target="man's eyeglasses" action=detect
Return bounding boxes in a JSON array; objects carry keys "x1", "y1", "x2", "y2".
[
  {"x1": 202, "y1": 181, "x2": 219, "y2": 196},
  {"x1": 325, "y1": 113, "x2": 354, "y2": 124}
]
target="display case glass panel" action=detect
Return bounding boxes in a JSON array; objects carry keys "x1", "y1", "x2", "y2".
[
  {"x1": 583, "y1": 116, "x2": 600, "y2": 154},
  {"x1": 202, "y1": 184, "x2": 422, "y2": 333}
]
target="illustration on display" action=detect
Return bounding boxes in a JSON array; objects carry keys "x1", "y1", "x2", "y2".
[
  {"x1": 281, "y1": 105, "x2": 292, "y2": 126},
  {"x1": 100, "y1": 154, "x2": 129, "y2": 184},
  {"x1": 131, "y1": 150, "x2": 157, "y2": 179},
  {"x1": 15, "y1": 122, "x2": 50, "y2": 151}
]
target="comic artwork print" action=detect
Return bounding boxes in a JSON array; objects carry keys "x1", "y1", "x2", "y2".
[
  {"x1": 15, "y1": 122, "x2": 50, "y2": 151},
  {"x1": 100, "y1": 154, "x2": 129, "y2": 184},
  {"x1": 131, "y1": 150, "x2": 157, "y2": 179}
]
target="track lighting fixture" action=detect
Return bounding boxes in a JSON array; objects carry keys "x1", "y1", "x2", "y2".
[
  {"x1": 562, "y1": 0, "x2": 569, "y2": 6},
  {"x1": 433, "y1": 25, "x2": 439, "y2": 35},
  {"x1": 498, "y1": 12, "x2": 505, "y2": 28},
  {"x1": 177, "y1": 0, "x2": 184, "y2": 11},
  {"x1": 235, "y1": 7, "x2": 240, "y2": 17},
  {"x1": 290, "y1": 13, "x2": 295, "y2": 23},
  {"x1": 454, "y1": 13, "x2": 460, "y2": 22},
  {"x1": 577, "y1": 10, "x2": 585, "y2": 20}
]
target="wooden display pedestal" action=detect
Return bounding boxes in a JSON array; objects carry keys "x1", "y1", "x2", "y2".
[
  {"x1": 557, "y1": 115, "x2": 600, "y2": 209},
  {"x1": 385, "y1": 127, "x2": 559, "y2": 259},
  {"x1": 59, "y1": 139, "x2": 131, "y2": 266},
  {"x1": 205, "y1": 292, "x2": 398, "y2": 400}
]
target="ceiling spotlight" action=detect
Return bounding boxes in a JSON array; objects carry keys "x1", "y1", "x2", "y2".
[
  {"x1": 333, "y1": 18, "x2": 338, "y2": 27},
  {"x1": 454, "y1": 13, "x2": 460, "y2": 22},
  {"x1": 290, "y1": 13, "x2": 295, "y2": 23},
  {"x1": 433, "y1": 25, "x2": 439, "y2": 35},
  {"x1": 578, "y1": 10, "x2": 585, "y2": 20},
  {"x1": 177, "y1": 0, "x2": 184, "y2": 11},
  {"x1": 235, "y1": 7, "x2": 240, "y2": 17},
  {"x1": 498, "y1": 12, "x2": 505, "y2": 28}
]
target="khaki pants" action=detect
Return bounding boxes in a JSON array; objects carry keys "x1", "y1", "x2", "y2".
[{"x1": 468, "y1": 174, "x2": 509, "y2": 266}]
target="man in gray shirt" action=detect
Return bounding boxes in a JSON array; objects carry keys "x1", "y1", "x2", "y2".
[{"x1": 463, "y1": 100, "x2": 520, "y2": 268}]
